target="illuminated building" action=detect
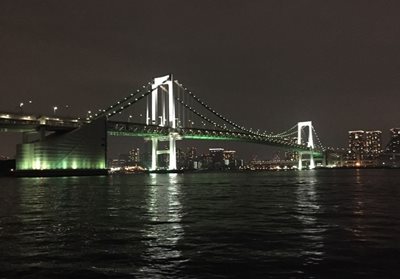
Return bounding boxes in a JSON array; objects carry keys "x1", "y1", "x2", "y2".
[
  {"x1": 364, "y1": 131, "x2": 382, "y2": 159},
  {"x1": 386, "y1": 128, "x2": 400, "y2": 154},
  {"x1": 347, "y1": 130, "x2": 365, "y2": 163},
  {"x1": 129, "y1": 148, "x2": 140, "y2": 164},
  {"x1": 247, "y1": 159, "x2": 297, "y2": 170},
  {"x1": 223, "y1": 150, "x2": 236, "y2": 161},
  {"x1": 379, "y1": 128, "x2": 400, "y2": 167},
  {"x1": 223, "y1": 150, "x2": 236, "y2": 166},
  {"x1": 346, "y1": 130, "x2": 382, "y2": 167}
]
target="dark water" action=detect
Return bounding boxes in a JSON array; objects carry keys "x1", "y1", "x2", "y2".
[{"x1": 1, "y1": 170, "x2": 400, "y2": 278}]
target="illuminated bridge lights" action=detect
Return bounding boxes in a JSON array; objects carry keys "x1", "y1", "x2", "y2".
[{"x1": 3, "y1": 75, "x2": 326, "y2": 173}]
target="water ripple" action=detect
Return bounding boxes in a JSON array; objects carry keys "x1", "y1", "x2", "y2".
[{"x1": 0, "y1": 170, "x2": 399, "y2": 278}]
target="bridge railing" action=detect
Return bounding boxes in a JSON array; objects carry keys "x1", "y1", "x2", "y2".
[
  {"x1": 107, "y1": 121, "x2": 171, "y2": 136},
  {"x1": 0, "y1": 118, "x2": 40, "y2": 126},
  {"x1": 0, "y1": 112, "x2": 85, "y2": 131}
]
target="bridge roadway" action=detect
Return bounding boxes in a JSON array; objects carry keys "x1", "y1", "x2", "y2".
[
  {"x1": 107, "y1": 121, "x2": 318, "y2": 153},
  {"x1": 0, "y1": 112, "x2": 82, "y2": 132},
  {"x1": 0, "y1": 112, "x2": 319, "y2": 153}
]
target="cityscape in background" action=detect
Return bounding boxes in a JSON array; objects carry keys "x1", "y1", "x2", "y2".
[
  {"x1": 103, "y1": 127, "x2": 400, "y2": 173},
  {"x1": 1, "y1": 127, "x2": 399, "y2": 173}
]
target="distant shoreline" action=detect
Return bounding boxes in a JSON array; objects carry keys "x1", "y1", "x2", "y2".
[{"x1": 1, "y1": 165, "x2": 400, "y2": 178}]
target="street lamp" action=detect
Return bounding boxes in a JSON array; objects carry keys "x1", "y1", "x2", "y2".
[
  {"x1": 18, "y1": 100, "x2": 33, "y2": 113},
  {"x1": 53, "y1": 106, "x2": 58, "y2": 115},
  {"x1": 129, "y1": 115, "x2": 133, "y2": 122}
]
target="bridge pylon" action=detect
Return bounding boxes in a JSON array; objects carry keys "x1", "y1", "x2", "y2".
[
  {"x1": 297, "y1": 121, "x2": 315, "y2": 170},
  {"x1": 148, "y1": 74, "x2": 180, "y2": 171}
]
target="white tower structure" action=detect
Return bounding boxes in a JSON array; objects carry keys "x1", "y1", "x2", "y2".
[
  {"x1": 297, "y1": 121, "x2": 315, "y2": 170},
  {"x1": 147, "y1": 74, "x2": 180, "y2": 171}
]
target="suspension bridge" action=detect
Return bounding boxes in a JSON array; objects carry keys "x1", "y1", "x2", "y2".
[{"x1": 0, "y1": 74, "x2": 325, "y2": 175}]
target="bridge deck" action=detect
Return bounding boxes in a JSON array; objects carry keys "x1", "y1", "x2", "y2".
[
  {"x1": 0, "y1": 113, "x2": 322, "y2": 154},
  {"x1": 107, "y1": 121, "x2": 321, "y2": 153}
]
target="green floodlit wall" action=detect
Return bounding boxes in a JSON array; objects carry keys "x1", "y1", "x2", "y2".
[{"x1": 16, "y1": 117, "x2": 107, "y2": 170}]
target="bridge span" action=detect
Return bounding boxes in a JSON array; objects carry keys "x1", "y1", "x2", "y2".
[{"x1": 0, "y1": 74, "x2": 325, "y2": 175}]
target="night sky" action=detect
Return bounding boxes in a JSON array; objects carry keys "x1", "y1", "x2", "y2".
[{"x1": 1, "y1": 1, "x2": 399, "y2": 159}]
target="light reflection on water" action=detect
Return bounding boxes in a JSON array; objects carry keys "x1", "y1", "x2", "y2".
[
  {"x1": 139, "y1": 174, "x2": 185, "y2": 276},
  {"x1": 0, "y1": 170, "x2": 399, "y2": 278},
  {"x1": 295, "y1": 171, "x2": 325, "y2": 263},
  {"x1": 351, "y1": 170, "x2": 368, "y2": 241}
]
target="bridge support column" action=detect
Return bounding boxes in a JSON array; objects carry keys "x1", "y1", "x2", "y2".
[
  {"x1": 297, "y1": 151, "x2": 315, "y2": 170},
  {"x1": 298, "y1": 152, "x2": 303, "y2": 170},
  {"x1": 151, "y1": 138, "x2": 158, "y2": 171},
  {"x1": 309, "y1": 153, "x2": 315, "y2": 169},
  {"x1": 147, "y1": 74, "x2": 179, "y2": 172},
  {"x1": 297, "y1": 121, "x2": 316, "y2": 170},
  {"x1": 169, "y1": 134, "x2": 177, "y2": 170},
  {"x1": 150, "y1": 74, "x2": 175, "y2": 127},
  {"x1": 149, "y1": 133, "x2": 181, "y2": 172}
]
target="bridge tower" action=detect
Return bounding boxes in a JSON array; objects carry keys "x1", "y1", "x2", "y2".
[
  {"x1": 147, "y1": 74, "x2": 180, "y2": 171},
  {"x1": 297, "y1": 121, "x2": 315, "y2": 170}
]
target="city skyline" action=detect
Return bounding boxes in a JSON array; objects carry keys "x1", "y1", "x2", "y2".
[
  {"x1": 1, "y1": 1, "x2": 400, "y2": 156},
  {"x1": 106, "y1": 124, "x2": 400, "y2": 170}
]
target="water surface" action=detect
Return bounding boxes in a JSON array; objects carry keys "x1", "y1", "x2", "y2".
[{"x1": 0, "y1": 170, "x2": 399, "y2": 278}]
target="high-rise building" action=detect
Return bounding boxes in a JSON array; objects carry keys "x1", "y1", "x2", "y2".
[
  {"x1": 364, "y1": 131, "x2": 382, "y2": 159},
  {"x1": 347, "y1": 130, "x2": 365, "y2": 163},
  {"x1": 380, "y1": 128, "x2": 400, "y2": 167},
  {"x1": 386, "y1": 128, "x2": 400, "y2": 154},
  {"x1": 346, "y1": 130, "x2": 382, "y2": 167}
]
